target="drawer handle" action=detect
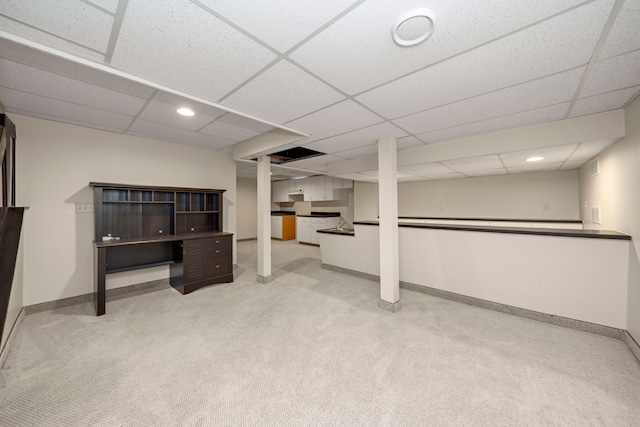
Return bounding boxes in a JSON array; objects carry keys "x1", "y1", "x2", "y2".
[
  {"x1": 216, "y1": 265, "x2": 221, "y2": 269},
  {"x1": 216, "y1": 240, "x2": 220, "y2": 244},
  {"x1": 216, "y1": 250, "x2": 220, "y2": 254}
]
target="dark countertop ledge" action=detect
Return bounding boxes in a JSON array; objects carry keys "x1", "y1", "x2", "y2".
[
  {"x1": 352, "y1": 220, "x2": 631, "y2": 241},
  {"x1": 398, "y1": 216, "x2": 583, "y2": 224},
  {"x1": 271, "y1": 211, "x2": 296, "y2": 216},
  {"x1": 317, "y1": 228, "x2": 355, "y2": 236},
  {"x1": 297, "y1": 212, "x2": 341, "y2": 217}
]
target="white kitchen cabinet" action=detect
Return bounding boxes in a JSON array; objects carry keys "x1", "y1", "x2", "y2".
[
  {"x1": 296, "y1": 217, "x2": 311, "y2": 243},
  {"x1": 297, "y1": 216, "x2": 340, "y2": 245},
  {"x1": 274, "y1": 176, "x2": 352, "y2": 203},
  {"x1": 272, "y1": 180, "x2": 290, "y2": 202},
  {"x1": 332, "y1": 177, "x2": 353, "y2": 189},
  {"x1": 306, "y1": 176, "x2": 332, "y2": 201},
  {"x1": 271, "y1": 216, "x2": 282, "y2": 239},
  {"x1": 288, "y1": 178, "x2": 308, "y2": 196},
  {"x1": 271, "y1": 214, "x2": 296, "y2": 240}
]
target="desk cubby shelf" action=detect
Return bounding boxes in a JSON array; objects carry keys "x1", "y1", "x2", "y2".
[{"x1": 92, "y1": 183, "x2": 224, "y2": 240}]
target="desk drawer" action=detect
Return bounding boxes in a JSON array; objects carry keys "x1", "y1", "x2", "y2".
[
  {"x1": 206, "y1": 235, "x2": 232, "y2": 257},
  {"x1": 206, "y1": 258, "x2": 233, "y2": 278}
]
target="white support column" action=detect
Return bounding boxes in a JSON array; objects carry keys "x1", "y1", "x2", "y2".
[
  {"x1": 256, "y1": 156, "x2": 272, "y2": 283},
  {"x1": 377, "y1": 136, "x2": 400, "y2": 312}
]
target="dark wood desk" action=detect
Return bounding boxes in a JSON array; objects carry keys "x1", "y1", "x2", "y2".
[{"x1": 94, "y1": 232, "x2": 233, "y2": 315}]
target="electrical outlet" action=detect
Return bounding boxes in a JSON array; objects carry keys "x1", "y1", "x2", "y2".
[{"x1": 76, "y1": 203, "x2": 94, "y2": 213}]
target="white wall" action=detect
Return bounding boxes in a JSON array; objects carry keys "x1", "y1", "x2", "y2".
[
  {"x1": 398, "y1": 170, "x2": 579, "y2": 219},
  {"x1": 354, "y1": 181, "x2": 379, "y2": 221},
  {"x1": 13, "y1": 114, "x2": 236, "y2": 306},
  {"x1": 236, "y1": 178, "x2": 257, "y2": 240},
  {"x1": 579, "y1": 96, "x2": 640, "y2": 342}
]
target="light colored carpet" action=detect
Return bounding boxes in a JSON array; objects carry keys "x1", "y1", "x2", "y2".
[{"x1": 1, "y1": 239, "x2": 639, "y2": 426}]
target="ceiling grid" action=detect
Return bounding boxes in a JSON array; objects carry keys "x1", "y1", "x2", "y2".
[{"x1": 0, "y1": 0, "x2": 637, "y2": 181}]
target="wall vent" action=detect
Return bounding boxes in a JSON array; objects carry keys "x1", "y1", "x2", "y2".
[
  {"x1": 591, "y1": 206, "x2": 601, "y2": 225},
  {"x1": 590, "y1": 157, "x2": 600, "y2": 176}
]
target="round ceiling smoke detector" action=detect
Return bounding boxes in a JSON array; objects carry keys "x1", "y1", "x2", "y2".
[{"x1": 392, "y1": 8, "x2": 435, "y2": 47}]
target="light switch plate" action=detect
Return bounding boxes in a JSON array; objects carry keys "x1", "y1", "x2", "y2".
[{"x1": 76, "y1": 203, "x2": 94, "y2": 213}]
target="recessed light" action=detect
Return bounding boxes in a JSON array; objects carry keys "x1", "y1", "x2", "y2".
[
  {"x1": 526, "y1": 156, "x2": 544, "y2": 162},
  {"x1": 177, "y1": 107, "x2": 195, "y2": 117},
  {"x1": 392, "y1": 8, "x2": 435, "y2": 47}
]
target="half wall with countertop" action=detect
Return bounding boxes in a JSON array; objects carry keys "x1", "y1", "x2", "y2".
[{"x1": 319, "y1": 222, "x2": 630, "y2": 331}]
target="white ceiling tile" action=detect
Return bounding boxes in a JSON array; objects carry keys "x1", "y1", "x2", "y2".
[
  {"x1": 570, "y1": 86, "x2": 639, "y2": 118},
  {"x1": 500, "y1": 144, "x2": 577, "y2": 167},
  {"x1": 0, "y1": 58, "x2": 147, "y2": 115},
  {"x1": 291, "y1": 0, "x2": 587, "y2": 95},
  {"x1": 197, "y1": 0, "x2": 355, "y2": 52},
  {"x1": 128, "y1": 118, "x2": 235, "y2": 150},
  {"x1": 356, "y1": 0, "x2": 613, "y2": 118},
  {"x1": 441, "y1": 155, "x2": 504, "y2": 172},
  {"x1": 393, "y1": 67, "x2": 583, "y2": 135},
  {"x1": 506, "y1": 162, "x2": 563, "y2": 174},
  {"x1": 567, "y1": 139, "x2": 617, "y2": 162},
  {"x1": 111, "y1": 0, "x2": 277, "y2": 102},
  {"x1": 598, "y1": 0, "x2": 640, "y2": 59},
  {"x1": 200, "y1": 120, "x2": 260, "y2": 142},
  {"x1": 222, "y1": 60, "x2": 345, "y2": 123},
  {"x1": 560, "y1": 160, "x2": 586, "y2": 170},
  {"x1": 217, "y1": 113, "x2": 276, "y2": 133},
  {"x1": 398, "y1": 162, "x2": 456, "y2": 176},
  {"x1": 334, "y1": 172, "x2": 368, "y2": 181},
  {"x1": 580, "y1": 50, "x2": 640, "y2": 98},
  {"x1": 302, "y1": 122, "x2": 408, "y2": 154},
  {"x1": 285, "y1": 100, "x2": 384, "y2": 143},
  {"x1": 137, "y1": 91, "x2": 227, "y2": 131},
  {"x1": 397, "y1": 175, "x2": 429, "y2": 183},
  {"x1": 397, "y1": 136, "x2": 425, "y2": 151},
  {"x1": 86, "y1": 0, "x2": 119, "y2": 14},
  {"x1": 0, "y1": 86, "x2": 133, "y2": 130},
  {"x1": 0, "y1": 16, "x2": 106, "y2": 62},
  {"x1": 0, "y1": 0, "x2": 113, "y2": 51},
  {"x1": 418, "y1": 103, "x2": 570, "y2": 144},
  {"x1": 462, "y1": 168, "x2": 509, "y2": 177},
  {"x1": 6, "y1": 106, "x2": 128, "y2": 134},
  {"x1": 334, "y1": 144, "x2": 380, "y2": 159},
  {"x1": 421, "y1": 172, "x2": 467, "y2": 180}
]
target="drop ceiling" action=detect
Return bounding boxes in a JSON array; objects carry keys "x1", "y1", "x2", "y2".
[{"x1": 0, "y1": 0, "x2": 638, "y2": 181}]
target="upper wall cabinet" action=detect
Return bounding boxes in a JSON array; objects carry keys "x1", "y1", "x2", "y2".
[
  {"x1": 272, "y1": 176, "x2": 352, "y2": 203},
  {"x1": 273, "y1": 180, "x2": 290, "y2": 203}
]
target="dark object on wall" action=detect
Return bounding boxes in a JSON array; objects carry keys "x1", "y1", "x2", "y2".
[
  {"x1": 0, "y1": 207, "x2": 24, "y2": 342},
  {"x1": 1, "y1": 115, "x2": 17, "y2": 207}
]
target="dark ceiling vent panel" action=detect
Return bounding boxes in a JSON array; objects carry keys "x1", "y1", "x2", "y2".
[{"x1": 255, "y1": 147, "x2": 326, "y2": 164}]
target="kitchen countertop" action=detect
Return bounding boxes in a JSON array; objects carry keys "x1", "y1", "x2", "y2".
[
  {"x1": 317, "y1": 228, "x2": 355, "y2": 236},
  {"x1": 271, "y1": 211, "x2": 296, "y2": 216},
  {"x1": 297, "y1": 212, "x2": 341, "y2": 218}
]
